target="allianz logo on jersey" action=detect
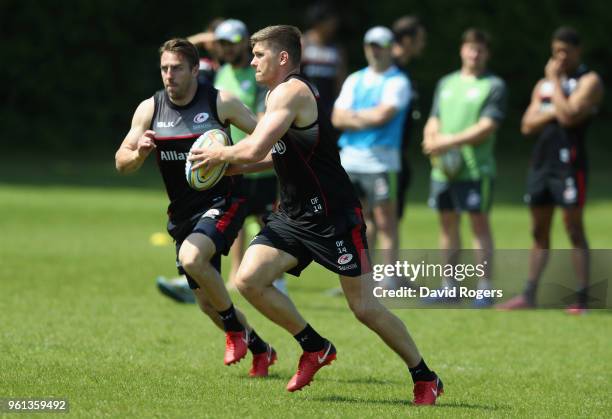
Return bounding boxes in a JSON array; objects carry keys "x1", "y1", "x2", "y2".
[
  {"x1": 271, "y1": 140, "x2": 287, "y2": 155},
  {"x1": 160, "y1": 150, "x2": 189, "y2": 161}
]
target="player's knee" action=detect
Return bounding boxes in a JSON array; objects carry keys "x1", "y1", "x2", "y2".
[
  {"x1": 349, "y1": 302, "x2": 377, "y2": 325},
  {"x1": 178, "y1": 247, "x2": 205, "y2": 277},
  {"x1": 234, "y1": 271, "x2": 258, "y2": 296}
]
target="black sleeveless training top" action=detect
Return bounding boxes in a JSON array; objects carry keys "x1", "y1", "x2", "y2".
[
  {"x1": 531, "y1": 65, "x2": 593, "y2": 172},
  {"x1": 270, "y1": 74, "x2": 360, "y2": 222},
  {"x1": 151, "y1": 81, "x2": 242, "y2": 221}
]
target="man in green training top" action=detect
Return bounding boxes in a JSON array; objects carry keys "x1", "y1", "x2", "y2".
[
  {"x1": 422, "y1": 28, "x2": 507, "y2": 306},
  {"x1": 157, "y1": 19, "x2": 286, "y2": 302}
]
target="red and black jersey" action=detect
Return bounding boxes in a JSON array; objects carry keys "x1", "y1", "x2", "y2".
[
  {"x1": 151, "y1": 81, "x2": 242, "y2": 222},
  {"x1": 270, "y1": 74, "x2": 360, "y2": 233},
  {"x1": 531, "y1": 65, "x2": 593, "y2": 173}
]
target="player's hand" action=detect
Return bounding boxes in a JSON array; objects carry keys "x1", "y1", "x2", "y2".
[
  {"x1": 137, "y1": 130, "x2": 157, "y2": 157},
  {"x1": 423, "y1": 133, "x2": 452, "y2": 155},
  {"x1": 188, "y1": 142, "x2": 223, "y2": 171},
  {"x1": 545, "y1": 58, "x2": 562, "y2": 80}
]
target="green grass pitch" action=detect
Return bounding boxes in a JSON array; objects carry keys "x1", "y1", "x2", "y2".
[{"x1": 1, "y1": 159, "x2": 611, "y2": 418}]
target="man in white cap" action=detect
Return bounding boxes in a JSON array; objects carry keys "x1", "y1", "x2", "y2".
[{"x1": 332, "y1": 26, "x2": 411, "y2": 273}]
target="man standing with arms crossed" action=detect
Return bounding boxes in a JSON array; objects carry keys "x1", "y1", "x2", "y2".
[
  {"x1": 422, "y1": 29, "x2": 507, "y2": 306},
  {"x1": 115, "y1": 38, "x2": 276, "y2": 377},
  {"x1": 189, "y1": 25, "x2": 442, "y2": 405},
  {"x1": 498, "y1": 27, "x2": 603, "y2": 313},
  {"x1": 332, "y1": 26, "x2": 411, "y2": 276}
]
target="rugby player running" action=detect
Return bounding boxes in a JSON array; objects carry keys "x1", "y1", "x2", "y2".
[
  {"x1": 115, "y1": 38, "x2": 276, "y2": 377},
  {"x1": 188, "y1": 25, "x2": 442, "y2": 405}
]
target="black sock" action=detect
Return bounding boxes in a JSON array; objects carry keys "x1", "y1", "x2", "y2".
[
  {"x1": 217, "y1": 304, "x2": 244, "y2": 332},
  {"x1": 524, "y1": 281, "x2": 538, "y2": 305},
  {"x1": 409, "y1": 358, "x2": 436, "y2": 383},
  {"x1": 293, "y1": 324, "x2": 326, "y2": 352},
  {"x1": 576, "y1": 286, "x2": 589, "y2": 307},
  {"x1": 247, "y1": 329, "x2": 268, "y2": 355}
]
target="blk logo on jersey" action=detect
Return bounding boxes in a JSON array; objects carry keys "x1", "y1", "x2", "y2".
[
  {"x1": 193, "y1": 112, "x2": 209, "y2": 123},
  {"x1": 271, "y1": 140, "x2": 287, "y2": 155}
]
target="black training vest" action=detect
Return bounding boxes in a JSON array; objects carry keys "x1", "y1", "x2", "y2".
[
  {"x1": 151, "y1": 81, "x2": 242, "y2": 221},
  {"x1": 531, "y1": 65, "x2": 593, "y2": 172},
  {"x1": 271, "y1": 74, "x2": 360, "y2": 223}
]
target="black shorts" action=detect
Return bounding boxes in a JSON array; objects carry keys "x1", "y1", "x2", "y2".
[
  {"x1": 525, "y1": 167, "x2": 587, "y2": 208},
  {"x1": 242, "y1": 176, "x2": 278, "y2": 217},
  {"x1": 167, "y1": 196, "x2": 247, "y2": 289},
  {"x1": 429, "y1": 178, "x2": 494, "y2": 213},
  {"x1": 251, "y1": 209, "x2": 371, "y2": 278}
]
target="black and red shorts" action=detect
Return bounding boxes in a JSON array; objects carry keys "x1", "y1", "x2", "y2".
[
  {"x1": 167, "y1": 196, "x2": 247, "y2": 288},
  {"x1": 525, "y1": 168, "x2": 587, "y2": 208},
  {"x1": 251, "y1": 208, "x2": 371, "y2": 277}
]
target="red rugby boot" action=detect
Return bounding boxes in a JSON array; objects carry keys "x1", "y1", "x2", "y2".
[
  {"x1": 249, "y1": 345, "x2": 277, "y2": 377},
  {"x1": 224, "y1": 330, "x2": 249, "y2": 365},
  {"x1": 413, "y1": 374, "x2": 444, "y2": 405},
  {"x1": 286, "y1": 341, "x2": 336, "y2": 392}
]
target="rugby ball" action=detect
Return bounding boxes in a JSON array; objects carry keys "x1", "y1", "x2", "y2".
[
  {"x1": 432, "y1": 147, "x2": 463, "y2": 179},
  {"x1": 185, "y1": 129, "x2": 230, "y2": 191}
]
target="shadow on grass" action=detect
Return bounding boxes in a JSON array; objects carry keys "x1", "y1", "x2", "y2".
[
  {"x1": 243, "y1": 375, "x2": 403, "y2": 386},
  {"x1": 326, "y1": 377, "x2": 404, "y2": 385},
  {"x1": 310, "y1": 395, "x2": 511, "y2": 411}
]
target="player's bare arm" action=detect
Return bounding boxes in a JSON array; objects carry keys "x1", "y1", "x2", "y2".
[
  {"x1": 225, "y1": 151, "x2": 274, "y2": 176},
  {"x1": 115, "y1": 98, "x2": 155, "y2": 174},
  {"x1": 547, "y1": 60, "x2": 604, "y2": 127},
  {"x1": 332, "y1": 103, "x2": 397, "y2": 131},
  {"x1": 423, "y1": 116, "x2": 497, "y2": 155},
  {"x1": 217, "y1": 90, "x2": 258, "y2": 135},
  {"x1": 423, "y1": 117, "x2": 439, "y2": 141},
  {"x1": 521, "y1": 79, "x2": 557, "y2": 136},
  {"x1": 421, "y1": 116, "x2": 439, "y2": 155},
  {"x1": 189, "y1": 80, "x2": 305, "y2": 169},
  {"x1": 186, "y1": 31, "x2": 215, "y2": 48}
]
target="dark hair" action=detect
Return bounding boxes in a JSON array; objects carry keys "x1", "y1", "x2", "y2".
[
  {"x1": 392, "y1": 15, "x2": 423, "y2": 40},
  {"x1": 553, "y1": 26, "x2": 581, "y2": 46},
  {"x1": 159, "y1": 38, "x2": 199, "y2": 69},
  {"x1": 461, "y1": 28, "x2": 491, "y2": 48},
  {"x1": 251, "y1": 25, "x2": 302, "y2": 65}
]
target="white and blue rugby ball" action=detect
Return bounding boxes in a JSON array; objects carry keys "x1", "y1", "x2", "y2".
[{"x1": 185, "y1": 129, "x2": 230, "y2": 191}]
